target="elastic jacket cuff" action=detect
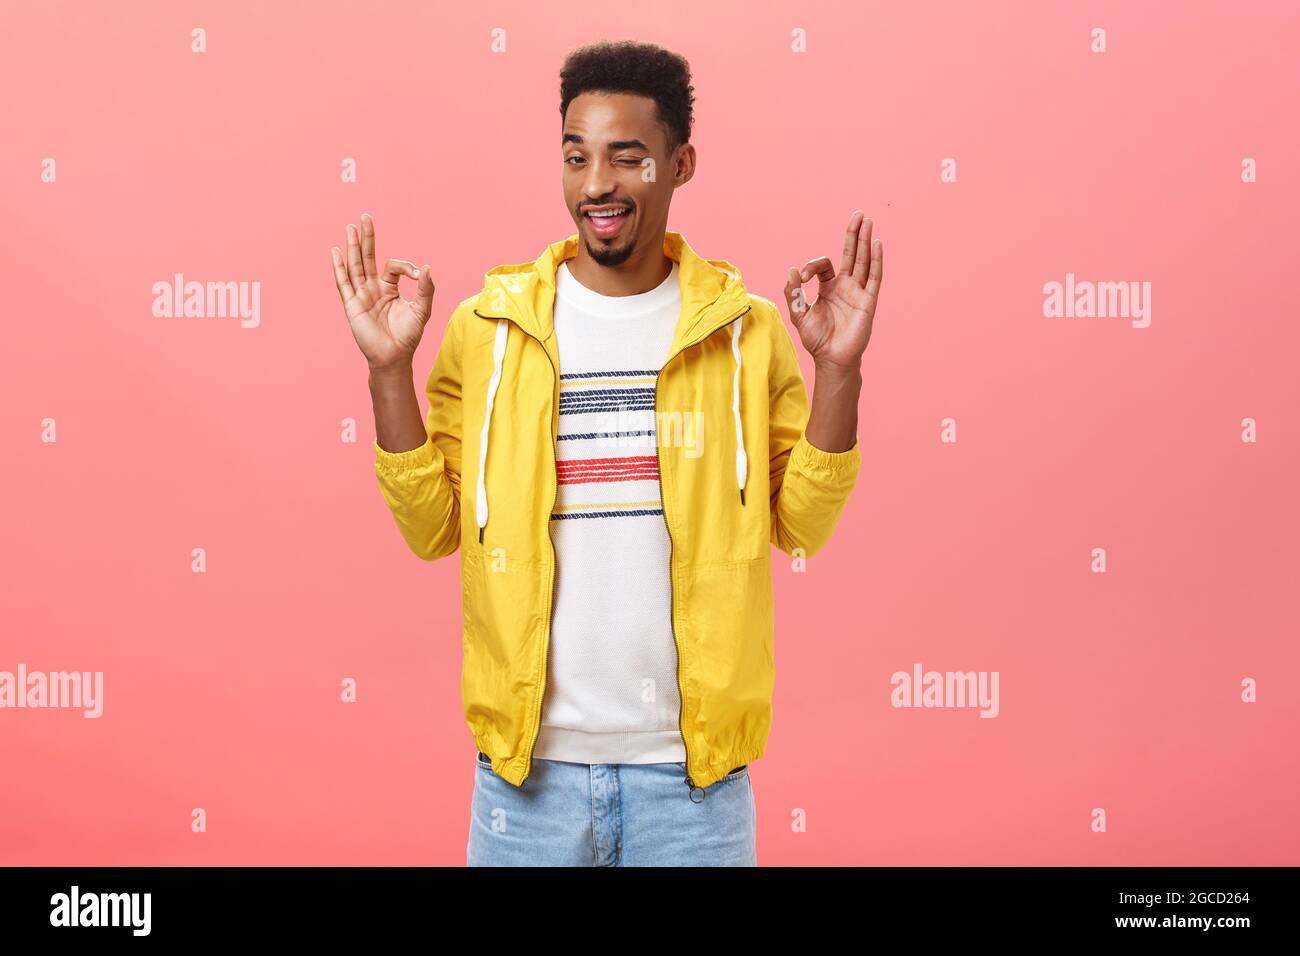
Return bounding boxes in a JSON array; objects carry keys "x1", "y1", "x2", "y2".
[
  {"x1": 373, "y1": 435, "x2": 436, "y2": 476},
  {"x1": 790, "y1": 432, "x2": 861, "y2": 474}
]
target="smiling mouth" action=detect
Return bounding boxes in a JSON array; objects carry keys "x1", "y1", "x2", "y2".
[
  {"x1": 587, "y1": 206, "x2": 631, "y2": 240},
  {"x1": 583, "y1": 205, "x2": 632, "y2": 238},
  {"x1": 583, "y1": 206, "x2": 631, "y2": 219}
]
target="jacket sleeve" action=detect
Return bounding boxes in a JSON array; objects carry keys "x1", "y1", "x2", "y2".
[
  {"x1": 372, "y1": 299, "x2": 467, "y2": 561},
  {"x1": 764, "y1": 298, "x2": 862, "y2": 558}
]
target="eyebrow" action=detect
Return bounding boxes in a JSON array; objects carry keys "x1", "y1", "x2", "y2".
[{"x1": 562, "y1": 133, "x2": 650, "y2": 150}]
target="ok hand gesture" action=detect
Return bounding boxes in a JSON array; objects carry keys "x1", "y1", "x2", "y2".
[
  {"x1": 783, "y1": 210, "x2": 884, "y2": 374},
  {"x1": 331, "y1": 213, "x2": 435, "y2": 370}
]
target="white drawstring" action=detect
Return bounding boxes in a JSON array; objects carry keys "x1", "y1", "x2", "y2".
[
  {"x1": 476, "y1": 319, "x2": 509, "y2": 541},
  {"x1": 730, "y1": 315, "x2": 747, "y2": 505}
]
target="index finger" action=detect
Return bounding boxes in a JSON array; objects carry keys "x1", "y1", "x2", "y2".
[{"x1": 800, "y1": 256, "x2": 835, "y2": 286}]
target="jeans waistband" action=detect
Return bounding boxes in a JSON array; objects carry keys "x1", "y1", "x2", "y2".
[{"x1": 478, "y1": 751, "x2": 745, "y2": 774}]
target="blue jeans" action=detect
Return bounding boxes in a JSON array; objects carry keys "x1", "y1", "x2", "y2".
[{"x1": 467, "y1": 752, "x2": 757, "y2": 866}]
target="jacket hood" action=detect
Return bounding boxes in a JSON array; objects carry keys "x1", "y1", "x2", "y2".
[{"x1": 473, "y1": 229, "x2": 753, "y2": 353}]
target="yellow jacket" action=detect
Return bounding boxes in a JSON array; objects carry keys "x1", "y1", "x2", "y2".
[{"x1": 373, "y1": 230, "x2": 860, "y2": 791}]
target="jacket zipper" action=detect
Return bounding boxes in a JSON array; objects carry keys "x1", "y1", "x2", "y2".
[
  {"x1": 656, "y1": 303, "x2": 752, "y2": 802},
  {"x1": 473, "y1": 310, "x2": 559, "y2": 789}
]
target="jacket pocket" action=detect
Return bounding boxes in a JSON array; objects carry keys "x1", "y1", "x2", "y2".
[{"x1": 460, "y1": 544, "x2": 550, "y2": 758}]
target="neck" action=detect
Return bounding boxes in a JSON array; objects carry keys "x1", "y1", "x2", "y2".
[{"x1": 567, "y1": 228, "x2": 673, "y2": 296}]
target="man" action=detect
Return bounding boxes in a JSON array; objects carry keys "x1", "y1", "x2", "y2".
[{"x1": 330, "y1": 40, "x2": 883, "y2": 866}]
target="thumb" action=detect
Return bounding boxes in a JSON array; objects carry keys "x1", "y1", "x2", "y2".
[{"x1": 784, "y1": 266, "x2": 809, "y2": 331}]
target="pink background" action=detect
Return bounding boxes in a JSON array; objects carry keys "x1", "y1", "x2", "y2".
[{"x1": 2, "y1": 0, "x2": 1298, "y2": 865}]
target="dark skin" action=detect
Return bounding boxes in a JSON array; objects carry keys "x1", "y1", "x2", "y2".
[
  {"x1": 560, "y1": 91, "x2": 689, "y2": 296},
  {"x1": 333, "y1": 92, "x2": 883, "y2": 455}
]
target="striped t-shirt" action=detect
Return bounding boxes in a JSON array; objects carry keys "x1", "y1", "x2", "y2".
[{"x1": 530, "y1": 258, "x2": 687, "y2": 765}]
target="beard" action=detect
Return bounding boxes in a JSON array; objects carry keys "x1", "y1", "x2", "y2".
[{"x1": 583, "y1": 232, "x2": 636, "y2": 267}]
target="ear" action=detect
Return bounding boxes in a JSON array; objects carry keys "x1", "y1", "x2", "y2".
[{"x1": 672, "y1": 142, "x2": 697, "y2": 186}]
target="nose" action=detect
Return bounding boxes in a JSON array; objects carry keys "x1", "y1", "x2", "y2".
[{"x1": 581, "y1": 156, "x2": 618, "y2": 204}]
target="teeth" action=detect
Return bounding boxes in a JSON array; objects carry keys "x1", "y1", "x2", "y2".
[{"x1": 588, "y1": 208, "x2": 628, "y2": 218}]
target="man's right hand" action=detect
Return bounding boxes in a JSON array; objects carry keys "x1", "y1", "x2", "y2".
[{"x1": 331, "y1": 212, "x2": 435, "y2": 370}]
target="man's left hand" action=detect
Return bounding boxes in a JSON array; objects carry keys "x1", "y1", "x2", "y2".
[{"x1": 783, "y1": 210, "x2": 884, "y2": 374}]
